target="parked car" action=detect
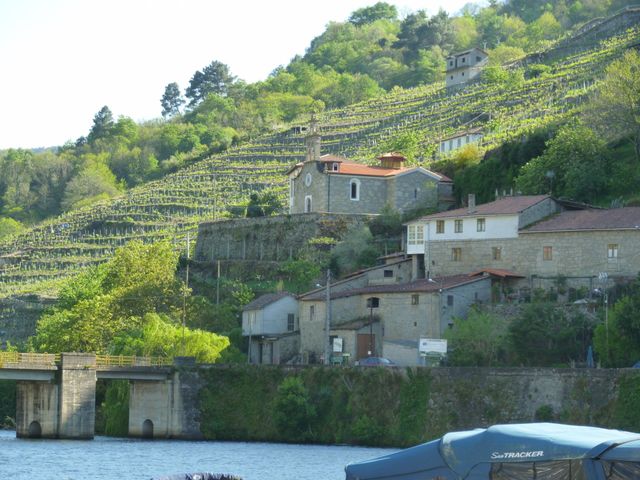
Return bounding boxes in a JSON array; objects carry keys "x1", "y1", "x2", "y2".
[{"x1": 355, "y1": 357, "x2": 395, "y2": 367}]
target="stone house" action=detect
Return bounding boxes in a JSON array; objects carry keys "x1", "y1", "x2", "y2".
[
  {"x1": 287, "y1": 128, "x2": 453, "y2": 215},
  {"x1": 405, "y1": 194, "x2": 640, "y2": 293},
  {"x1": 446, "y1": 47, "x2": 489, "y2": 88},
  {"x1": 297, "y1": 258, "x2": 490, "y2": 366},
  {"x1": 242, "y1": 292, "x2": 299, "y2": 365},
  {"x1": 439, "y1": 127, "x2": 484, "y2": 155}
]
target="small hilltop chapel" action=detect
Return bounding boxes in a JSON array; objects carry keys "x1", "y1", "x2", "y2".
[{"x1": 287, "y1": 125, "x2": 454, "y2": 215}]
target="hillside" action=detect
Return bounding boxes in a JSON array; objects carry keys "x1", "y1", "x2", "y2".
[{"x1": 0, "y1": 14, "x2": 639, "y2": 337}]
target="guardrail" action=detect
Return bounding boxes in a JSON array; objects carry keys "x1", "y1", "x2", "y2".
[
  {"x1": 0, "y1": 352, "x2": 59, "y2": 367},
  {"x1": 96, "y1": 355, "x2": 173, "y2": 367},
  {"x1": 0, "y1": 352, "x2": 172, "y2": 369}
]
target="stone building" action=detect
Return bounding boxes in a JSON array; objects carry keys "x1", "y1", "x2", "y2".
[
  {"x1": 296, "y1": 259, "x2": 490, "y2": 366},
  {"x1": 242, "y1": 292, "x2": 299, "y2": 365},
  {"x1": 405, "y1": 194, "x2": 640, "y2": 293},
  {"x1": 445, "y1": 47, "x2": 489, "y2": 88},
  {"x1": 287, "y1": 127, "x2": 453, "y2": 215}
]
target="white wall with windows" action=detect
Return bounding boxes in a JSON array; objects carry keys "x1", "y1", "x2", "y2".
[{"x1": 406, "y1": 214, "x2": 520, "y2": 254}]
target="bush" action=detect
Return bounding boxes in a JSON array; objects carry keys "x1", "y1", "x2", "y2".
[{"x1": 272, "y1": 376, "x2": 316, "y2": 441}]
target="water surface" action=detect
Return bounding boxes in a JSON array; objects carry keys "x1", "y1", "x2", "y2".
[{"x1": 0, "y1": 430, "x2": 396, "y2": 480}]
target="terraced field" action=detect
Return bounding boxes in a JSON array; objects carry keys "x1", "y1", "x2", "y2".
[{"x1": 0, "y1": 21, "x2": 639, "y2": 307}]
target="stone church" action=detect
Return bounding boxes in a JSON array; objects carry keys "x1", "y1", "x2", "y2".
[{"x1": 287, "y1": 126, "x2": 453, "y2": 215}]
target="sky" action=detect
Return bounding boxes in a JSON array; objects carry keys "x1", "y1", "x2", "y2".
[{"x1": 0, "y1": 0, "x2": 476, "y2": 149}]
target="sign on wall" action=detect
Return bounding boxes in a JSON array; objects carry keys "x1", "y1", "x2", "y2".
[{"x1": 419, "y1": 338, "x2": 447, "y2": 354}]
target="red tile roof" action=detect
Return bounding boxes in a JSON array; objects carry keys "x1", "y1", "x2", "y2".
[
  {"x1": 468, "y1": 268, "x2": 525, "y2": 279},
  {"x1": 300, "y1": 274, "x2": 486, "y2": 301},
  {"x1": 523, "y1": 208, "x2": 640, "y2": 233},
  {"x1": 411, "y1": 195, "x2": 550, "y2": 221}
]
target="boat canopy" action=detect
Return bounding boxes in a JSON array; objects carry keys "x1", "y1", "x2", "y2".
[{"x1": 345, "y1": 423, "x2": 640, "y2": 480}]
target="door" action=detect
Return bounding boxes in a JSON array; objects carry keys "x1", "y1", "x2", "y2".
[{"x1": 357, "y1": 334, "x2": 375, "y2": 359}]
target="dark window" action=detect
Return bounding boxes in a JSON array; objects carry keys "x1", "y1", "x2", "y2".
[
  {"x1": 477, "y1": 218, "x2": 485, "y2": 232},
  {"x1": 287, "y1": 313, "x2": 295, "y2": 331},
  {"x1": 461, "y1": 72, "x2": 465, "y2": 76},
  {"x1": 383, "y1": 270, "x2": 393, "y2": 278},
  {"x1": 412, "y1": 294, "x2": 419, "y2": 305},
  {"x1": 454, "y1": 219, "x2": 463, "y2": 233},
  {"x1": 310, "y1": 305, "x2": 315, "y2": 321},
  {"x1": 436, "y1": 220, "x2": 445, "y2": 234},
  {"x1": 447, "y1": 295, "x2": 454, "y2": 306},
  {"x1": 462, "y1": 57, "x2": 466, "y2": 63},
  {"x1": 450, "y1": 75, "x2": 454, "y2": 80},
  {"x1": 367, "y1": 297, "x2": 380, "y2": 308},
  {"x1": 476, "y1": 56, "x2": 481, "y2": 62}
]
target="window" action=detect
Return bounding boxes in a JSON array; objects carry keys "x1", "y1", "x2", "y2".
[
  {"x1": 543, "y1": 246, "x2": 553, "y2": 261},
  {"x1": 331, "y1": 163, "x2": 339, "y2": 172},
  {"x1": 476, "y1": 55, "x2": 481, "y2": 62},
  {"x1": 452, "y1": 247, "x2": 462, "y2": 261},
  {"x1": 408, "y1": 224, "x2": 424, "y2": 245},
  {"x1": 304, "y1": 173, "x2": 312, "y2": 187},
  {"x1": 450, "y1": 75, "x2": 453, "y2": 80},
  {"x1": 608, "y1": 244, "x2": 618, "y2": 259},
  {"x1": 350, "y1": 178, "x2": 360, "y2": 200},
  {"x1": 411, "y1": 294, "x2": 419, "y2": 305},
  {"x1": 383, "y1": 269, "x2": 393, "y2": 278},
  {"x1": 447, "y1": 295, "x2": 454, "y2": 306},
  {"x1": 436, "y1": 220, "x2": 445, "y2": 234},
  {"x1": 414, "y1": 188, "x2": 418, "y2": 199},
  {"x1": 449, "y1": 61, "x2": 453, "y2": 67},
  {"x1": 309, "y1": 305, "x2": 315, "y2": 321},
  {"x1": 304, "y1": 195, "x2": 312, "y2": 213},
  {"x1": 477, "y1": 218, "x2": 486, "y2": 232},
  {"x1": 461, "y1": 72, "x2": 465, "y2": 76},
  {"x1": 454, "y1": 219, "x2": 463, "y2": 233},
  {"x1": 287, "y1": 313, "x2": 295, "y2": 332},
  {"x1": 366, "y1": 297, "x2": 380, "y2": 308},
  {"x1": 462, "y1": 57, "x2": 466, "y2": 63},
  {"x1": 492, "y1": 246, "x2": 502, "y2": 261}
]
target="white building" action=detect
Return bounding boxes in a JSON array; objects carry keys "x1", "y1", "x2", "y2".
[
  {"x1": 242, "y1": 292, "x2": 299, "y2": 365},
  {"x1": 446, "y1": 47, "x2": 489, "y2": 88},
  {"x1": 439, "y1": 128, "x2": 484, "y2": 154}
]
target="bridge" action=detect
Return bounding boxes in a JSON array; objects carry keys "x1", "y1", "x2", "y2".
[{"x1": 0, "y1": 352, "x2": 199, "y2": 440}]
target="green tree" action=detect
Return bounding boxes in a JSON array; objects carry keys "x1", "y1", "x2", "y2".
[
  {"x1": 594, "y1": 275, "x2": 640, "y2": 367},
  {"x1": 161, "y1": 82, "x2": 185, "y2": 118},
  {"x1": 587, "y1": 49, "x2": 640, "y2": 161},
  {"x1": 87, "y1": 106, "x2": 115, "y2": 143},
  {"x1": 516, "y1": 123, "x2": 609, "y2": 202},
  {"x1": 0, "y1": 217, "x2": 24, "y2": 239},
  {"x1": 61, "y1": 160, "x2": 122, "y2": 211},
  {"x1": 185, "y1": 61, "x2": 236, "y2": 107},
  {"x1": 30, "y1": 240, "x2": 225, "y2": 357},
  {"x1": 348, "y1": 2, "x2": 397, "y2": 26},
  {"x1": 273, "y1": 376, "x2": 316, "y2": 441},
  {"x1": 445, "y1": 309, "x2": 509, "y2": 366},
  {"x1": 509, "y1": 303, "x2": 594, "y2": 366}
]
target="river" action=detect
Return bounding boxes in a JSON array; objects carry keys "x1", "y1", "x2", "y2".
[{"x1": 0, "y1": 430, "x2": 397, "y2": 480}]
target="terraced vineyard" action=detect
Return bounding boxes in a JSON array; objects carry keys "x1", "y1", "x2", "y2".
[{"x1": 0, "y1": 21, "x2": 639, "y2": 309}]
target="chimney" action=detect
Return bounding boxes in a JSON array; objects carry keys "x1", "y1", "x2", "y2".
[
  {"x1": 468, "y1": 194, "x2": 476, "y2": 213},
  {"x1": 305, "y1": 121, "x2": 321, "y2": 162}
]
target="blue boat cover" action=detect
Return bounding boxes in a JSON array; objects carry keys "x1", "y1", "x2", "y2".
[{"x1": 345, "y1": 423, "x2": 640, "y2": 480}]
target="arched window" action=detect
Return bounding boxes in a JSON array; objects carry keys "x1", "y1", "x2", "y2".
[
  {"x1": 304, "y1": 195, "x2": 312, "y2": 213},
  {"x1": 350, "y1": 179, "x2": 360, "y2": 201}
]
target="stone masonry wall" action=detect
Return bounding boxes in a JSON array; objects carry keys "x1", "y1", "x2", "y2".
[
  {"x1": 195, "y1": 213, "x2": 370, "y2": 263},
  {"x1": 427, "y1": 230, "x2": 640, "y2": 289}
]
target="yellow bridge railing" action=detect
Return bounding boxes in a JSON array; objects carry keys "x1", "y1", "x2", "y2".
[
  {"x1": 95, "y1": 355, "x2": 173, "y2": 367},
  {"x1": 0, "y1": 352, "x2": 172, "y2": 368},
  {"x1": 0, "y1": 352, "x2": 59, "y2": 367}
]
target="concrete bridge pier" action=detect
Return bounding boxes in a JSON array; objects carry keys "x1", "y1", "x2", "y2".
[
  {"x1": 15, "y1": 381, "x2": 59, "y2": 438},
  {"x1": 58, "y1": 353, "x2": 96, "y2": 439},
  {"x1": 128, "y1": 365, "x2": 201, "y2": 439}
]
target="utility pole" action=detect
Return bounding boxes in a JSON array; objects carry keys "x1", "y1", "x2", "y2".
[
  {"x1": 324, "y1": 269, "x2": 332, "y2": 365},
  {"x1": 216, "y1": 259, "x2": 221, "y2": 305}
]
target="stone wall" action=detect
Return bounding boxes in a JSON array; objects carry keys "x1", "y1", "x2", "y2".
[
  {"x1": 195, "y1": 213, "x2": 370, "y2": 263},
  {"x1": 194, "y1": 365, "x2": 638, "y2": 445},
  {"x1": 427, "y1": 229, "x2": 640, "y2": 289}
]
